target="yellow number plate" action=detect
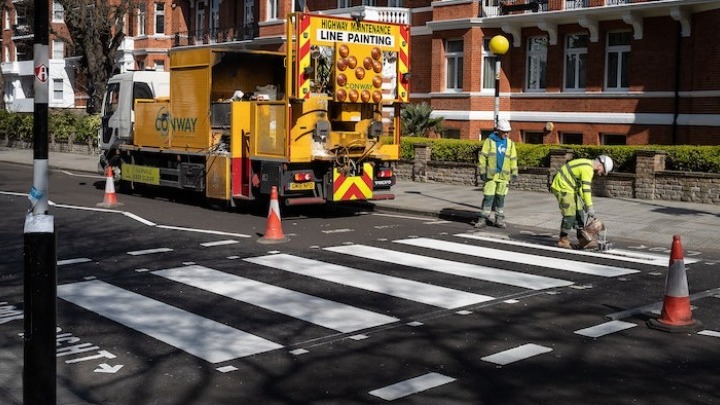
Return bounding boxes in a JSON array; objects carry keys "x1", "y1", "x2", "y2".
[{"x1": 289, "y1": 182, "x2": 315, "y2": 190}]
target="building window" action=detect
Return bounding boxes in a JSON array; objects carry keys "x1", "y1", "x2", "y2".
[
  {"x1": 443, "y1": 129, "x2": 460, "y2": 139},
  {"x1": 154, "y1": 3, "x2": 165, "y2": 35},
  {"x1": 52, "y1": 2, "x2": 64, "y2": 22},
  {"x1": 482, "y1": 38, "x2": 495, "y2": 91},
  {"x1": 606, "y1": 31, "x2": 631, "y2": 91},
  {"x1": 560, "y1": 132, "x2": 583, "y2": 145},
  {"x1": 138, "y1": 4, "x2": 146, "y2": 36},
  {"x1": 3, "y1": 10, "x2": 8, "y2": 30},
  {"x1": 245, "y1": 0, "x2": 254, "y2": 23},
  {"x1": 523, "y1": 131, "x2": 544, "y2": 144},
  {"x1": 52, "y1": 40, "x2": 64, "y2": 59},
  {"x1": 445, "y1": 39, "x2": 463, "y2": 91},
  {"x1": 362, "y1": 0, "x2": 377, "y2": 5},
  {"x1": 601, "y1": 134, "x2": 626, "y2": 145},
  {"x1": 267, "y1": 0, "x2": 278, "y2": 20},
  {"x1": 388, "y1": 0, "x2": 403, "y2": 6},
  {"x1": 337, "y1": 0, "x2": 351, "y2": 7},
  {"x1": 155, "y1": 60, "x2": 165, "y2": 71},
  {"x1": 53, "y1": 79, "x2": 63, "y2": 101},
  {"x1": 526, "y1": 36, "x2": 547, "y2": 91},
  {"x1": 564, "y1": 34, "x2": 588, "y2": 91}
]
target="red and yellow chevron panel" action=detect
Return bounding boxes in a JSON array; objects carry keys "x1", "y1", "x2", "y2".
[
  {"x1": 397, "y1": 25, "x2": 410, "y2": 102},
  {"x1": 296, "y1": 14, "x2": 312, "y2": 99},
  {"x1": 332, "y1": 163, "x2": 374, "y2": 201}
]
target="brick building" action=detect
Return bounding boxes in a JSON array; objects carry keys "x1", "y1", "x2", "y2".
[{"x1": 2, "y1": 0, "x2": 718, "y2": 145}]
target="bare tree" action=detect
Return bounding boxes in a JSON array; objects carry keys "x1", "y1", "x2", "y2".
[{"x1": 56, "y1": 0, "x2": 132, "y2": 112}]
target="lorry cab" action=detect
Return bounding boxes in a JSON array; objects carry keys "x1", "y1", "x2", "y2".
[{"x1": 98, "y1": 71, "x2": 170, "y2": 173}]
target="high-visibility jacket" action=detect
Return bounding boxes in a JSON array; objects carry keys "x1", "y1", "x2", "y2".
[
  {"x1": 478, "y1": 133, "x2": 518, "y2": 181},
  {"x1": 551, "y1": 158, "x2": 595, "y2": 208}
]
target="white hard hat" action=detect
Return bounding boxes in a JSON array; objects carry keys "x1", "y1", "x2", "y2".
[
  {"x1": 496, "y1": 118, "x2": 511, "y2": 132},
  {"x1": 597, "y1": 155, "x2": 614, "y2": 174}
]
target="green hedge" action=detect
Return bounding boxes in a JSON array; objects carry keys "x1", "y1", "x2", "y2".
[
  {"x1": 400, "y1": 137, "x2": 720, "y2": 173},
  {"x1": 0, "y1": 110, "x2": 99, "y2": 146}
]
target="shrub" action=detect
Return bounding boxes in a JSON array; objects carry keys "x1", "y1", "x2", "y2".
[{"x1": 400, "y1": 102, "x2": 444, "y2": 137}]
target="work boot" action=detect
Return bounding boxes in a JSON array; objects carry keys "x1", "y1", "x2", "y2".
[
  {"x1": 557, "y1": 236, "x2": 572, "y2": 249},
  {"x1": 474, "y1": 216, "x2": 490, "y2": 228},
  {"x1": 494, "y1": 216, "x2": 507, "y2": 228}
]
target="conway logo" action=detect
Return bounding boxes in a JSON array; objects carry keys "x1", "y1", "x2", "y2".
[{"x1": 154, "y1": 107, "x2": 198, "y2": 137}]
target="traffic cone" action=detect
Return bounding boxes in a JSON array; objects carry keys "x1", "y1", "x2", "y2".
[
  {"x1": 97, "y1": 166, "x2": 123, "y2": 208},
  {"x1": 647, "y1": 235, "x2": 702, "y2": 333},
  {"x1": 258, "y1": 186, "x2": 287, "y2": 244}
]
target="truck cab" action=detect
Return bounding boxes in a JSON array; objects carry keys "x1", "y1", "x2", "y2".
[{"x1": 98, "y1": 71, "x2": 170, "y2": 174}]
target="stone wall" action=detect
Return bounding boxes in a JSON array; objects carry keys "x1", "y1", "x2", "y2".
[
  {"x1": 398, "y1": 145, "x2": 720, "y2": 205},
  {"x1": 5, "y1": 140, "x2": 99, "y2": 156}
]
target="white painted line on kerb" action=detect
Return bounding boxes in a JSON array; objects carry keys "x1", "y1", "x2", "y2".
[
  {"x1": 155, "y1": 225, "x2": 251, "y2": 238},
  {"x1": 698, "y1": 330, "x2": 720, "y2": 338},
  {"x1": 57, "y1": 280, "x2": 282, "y2": 363},
  {"x1": 57, "y1": 258, "x2": 92, "y2": 266},
  {"x1": 245, "y1": 254, "x2": 494, "y2": 308},
  {"x1": 153, "y1": 265, "x2": 398, "y2": 333},
  {"x1": 574, "y1": 320, "x2": 637, "y2": 338},
  {"x1": 396, "y1": 238, "x2": 638, "y2": 277},
  {"x1": 481, "y1": 343, "x2": 553, "y2": 366},
  {"x1": 200, "y1": 240, "x2": 239, "y2": 247},
  {"x1": 325, "y1": 245, "x2": 572, "y2": 290},
  {"x1": 127, "y1": 248, "x2": 173, "y2": 256},
  {"x1": 456, "y1": 233, "x2": 677, "y2": 267},
  {"x1": 369, "y1": 372, "x2": 456, "y2": 401}
]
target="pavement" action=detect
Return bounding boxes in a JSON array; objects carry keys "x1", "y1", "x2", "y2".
[{"x1": 2, "y1": 146, "x2": 720, "y2": 251}]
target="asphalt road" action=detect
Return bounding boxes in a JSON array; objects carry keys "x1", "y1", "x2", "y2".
[{"x1": 1, "y1": 162, "x2": 719, "y2": 404}]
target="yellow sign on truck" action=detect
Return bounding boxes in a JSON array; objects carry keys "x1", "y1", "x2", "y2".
[{"x1": 98, "y1": 13, "x2": 410, "y2": 207}]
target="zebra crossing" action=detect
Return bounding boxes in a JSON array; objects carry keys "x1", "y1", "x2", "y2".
[{"x1": 57, "y1": 233, "x2": 649, "y2": 364}]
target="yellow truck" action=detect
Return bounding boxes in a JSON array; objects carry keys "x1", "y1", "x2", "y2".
[{"x1": 98, "y1": 12, "x2": 410, "y2": 207}]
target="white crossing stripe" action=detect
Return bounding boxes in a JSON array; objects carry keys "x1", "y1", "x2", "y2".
[
  {"x1": 396, "y1": 238, "x2": 639, "y2": 277},
  {"x1": 698, "y1": 330, "x2": 720, "y2": 338},
  {"x1": 57, "y1": 258, "x2": 92, "y2": 266},
  {"x1": 325, "y1": 245, "x2": 573, "y2": 290},
  {"x1": 369, "y1": 372, "x2": 456, "y2": 401},
  {"x1": 245, "y1": 254, "x2": 494, "y2": 308},
  {"x1": 200, "y1": 240, "x2": 239, "y2": 247},
  {"x1": 574, "y1": 320, "x2": 637, "y2": 338},
  {"x1": 127, "y1": 248, "x2": 173, "y2": 256},
  {"x1": 153, "y1": 265, "x2": 398, "y2": 333},
  {"x1": 481, "y1": 343, "x2": 553, "y2": 366},
  {"x1": 57, "y1": 280, "x2": 282, "y2": 363}
]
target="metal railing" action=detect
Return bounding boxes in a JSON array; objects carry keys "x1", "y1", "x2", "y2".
[{"x1": 172, "y1": 23, "x2": 258, "y2": 47}]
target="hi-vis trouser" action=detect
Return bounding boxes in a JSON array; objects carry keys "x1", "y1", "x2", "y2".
[
  {"x1": 551, "y1": 188, "x2": 587, "y2": 237},
  {"x1": 479, "y1": 174, "x2": 510, "y2": 220}
]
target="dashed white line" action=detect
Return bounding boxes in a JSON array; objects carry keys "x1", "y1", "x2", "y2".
[
  {"x1": 369, "y1": 372, "x2": 456, "y2": 401},
  {"x1": 127, "y1": 248, "x2": 173, "y2": 256},
  {"x1": 574, "y1": 321, "x2": 637, "y2": 338},
  {"x1": 200, "y1": 240, "x2": 239, "y2": 247},
  {"x1": 481, "y1": 343, "x2": 553, "y2": 366}
]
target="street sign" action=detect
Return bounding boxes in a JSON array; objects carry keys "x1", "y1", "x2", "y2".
[{"x1": 34, "y1": 64, "x2": 48, "y2": 83}]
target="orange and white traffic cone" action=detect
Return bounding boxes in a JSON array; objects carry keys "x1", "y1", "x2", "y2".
[
  {"x1": 647, "y1": 235, "x2": 702, "y2": 333},
  {"x1": 97, "y1": 166, "x2": 123, "y2": 208},
  {"x1": 258, "y1": 186, "x2": 287, "y2": 244}
]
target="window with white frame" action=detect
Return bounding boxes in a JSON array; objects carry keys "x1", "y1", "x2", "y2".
[
  {"x1": 337, "y1": 0, "x2": 351, "y2": 7},
  {"x1": 245, "y1": 0, "x2": 254, "y2": 22},
  {"x1": 564, "y1": 33, "x2": 588, "y2": 91},
  {"x1": 601, "y1": 133, "x2": 626, "y2": 145},
  {"x1": 52, "y1": 40, "x2": 64, "y2": 59},
  {"x1": 605, "y1": 31, "x2": 631, "y2": 91},
  {"x1": 388, "y1": 0, "x2": 403, "y2": 6},
  {"x1": 154, "y1": 3, "x2": 165, "y2": 35},
  {"x1": 267, "y1": 0, "x2": 278, "y2": 20},
  {"x1": 481, "y1": 38, "x2": 495, "y2": 91},
  {"x1": 52, "y1": 2, "x2": 64, "y2": 22},
  {"x1": 526, "y1": 36, "x2": 547, "y2": 91},
  {"x1": 445, "y1": 39, "x2": 463, "y2": 91},
  {"x1": 53, "y1": 79, "x2": 63, "y2": 100},
  {"x1": 3, "y1": 10, "x2": 9, "y2": 30},
  {"x1": 362, "y1": 0, "x2": 377, "y2": 5},
  {"x1": 138, "y1": 4, "x2": 146, "y2": 36}
]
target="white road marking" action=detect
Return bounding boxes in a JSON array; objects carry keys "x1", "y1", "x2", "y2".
[
  {"x1": 127, "y1": 248, "x2": 173, "y2": 256},
  {"x1": 57, "y1": 258, "x2": 92, "y2": 266},
  {"x1": 698, "y1": 330, "x2": 720, "y2": 338},
  {"x1": 200, "y1": 240, "x2": 239, "y2": 247},
  {"x1": 325, "y1": 245, "x2": 573, "y2": 290},
  {"x1": 155, "y1": 225, "x2": 251, "y2": 238},
  {"x1": 481, "y1": 343, "x2": 553, "y2": 366},
  {"x1": 57, "y1": 280, "x2": 282, "y2": 363},
  {"x1": 574, "y1": 321, "x2": 637, "y2": 338},
  {"x1": 321, "y1": 228, "x2": 353, "y2": 234},
  {"x1": 370, "y1": 212, "x2": 433, "y2": 221},
  {"x1": 396, "y1": 238, "x2": 638, "y2": 277},
  {"x1": 216, "y1": 365, "x2": 238, "y2": 373},
  {"x1": 245, "y1": 254, "x2": 494, "y2": 308},
  {"x1": 153, "y1": 265, "x2": 398, "y2": 333},
  {"x1": 369, "y1": 372, "x2": 456, "y2": 401},
  {"x1": 455, "y1": 233, "x2": 699, "y2": 266},
  {"x1": 123, "y1": 212, "x2": 156, "y2": 226}
]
